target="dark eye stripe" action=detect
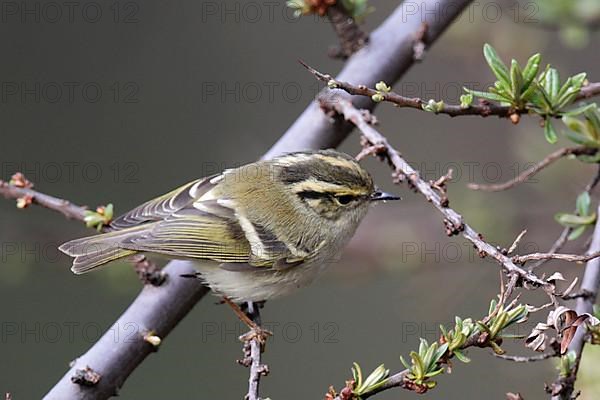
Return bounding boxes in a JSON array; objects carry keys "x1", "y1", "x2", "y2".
[
  {"x1": 297, "y1": 191, "x2": 361, "y2": 205},
  {"x1": 297, "y1": 190, "x2": 330, "y2": 200}
]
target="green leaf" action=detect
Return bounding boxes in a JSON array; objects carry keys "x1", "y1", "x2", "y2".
[
  {"x1": 585, "y1": 106, "x2": 600, "y2": 134},
  {"x1": 286, "y1": 0, "x2": 310, "y2": 16},
  {"x1": 556, "y1": 76, "x2": 575, "y2": 103},
  {"x1": 546, "y1": 68, "x2": 560, "y2": 100},
  {"x1": 426, "y1": 381, "x2": 437, "y2": 389},
  {"x1": 544, "y1": 119, "x2": 558, "y2": 144},
  {"x1": 571, "y1": 72, "x2": 587, "y2": 89},
  {"x1": 424, "y1": 368, "x2": 444, "y2": 378},
  {"x1": 361, "y1": 364, "x2": 389, "y2": 391},
  {"x1": 464, "y1": 88, "x2": 512, "y2": 103},
  {"x1": 521, "y1": 82, "x2": 540, "y2": 103},
  {"x1": 568, "y1": 225, "x2": 587, "y2": 241},
  {"x1": 563, "y1": 103, "x2": 597, "y2": 117},
  {"x1": 510, "y1": 59, "x2": 523, "y2": 99},
  {"x1": 483, "y1": 43, "x2": 510, "y2": 90},
  {"x1": 563, "y1": 115, "x2": 588, "y2": 134},
  {"x1": 449, "y1": 332, "x2": 465, "y2": 350},
  {"x1": 565, "y1": 130, "x2": 596, "y2": 146},
  {"x1": 557, "y1": 75, "x2": 587, "y2": 109},
  {"x1": 577, "y1": 191, "x2": 591, "y2": 216},
  {"x1": 578, "y1": 152, "x2": 600, "y2": 163},
  {"x1": 557, "y1": 89, "x2": 582, "y2": 110},
  {"x1": 422, "y1": 99, "x2": 445, "y2": 113},
  {"x1": 352, "y1": 362, "x2": 363, "y2": 386},
  {"x1": 476, "y1": 321, "x2": 491, "y2": 335},
  {"x1": 563, "y1": 113, "x2": 600, "y2": 146},
  {"x1": 483, "y1": 44, "x2": 510, "y2": 90},
  {"x1": 490, "y1": 311, "x2": 508, "y2": 337},
  {"x1": 419, "y1": 338, "x2": 427, "y2": 356},
  {"x1": 460, "y1": 93, "x2": 473, "y2": 108},
  {"x1": 555, "y1": 212, "x2": 597, "y2": 227},
  {"x1": 489, "y1": 341, "x2": 505, "y2": 355},
  {"x1": 375, "y1": 81, "x2": 391, "y2": 93},
  {"x1": 422, "y1": 342, "x2": 436, "y2": 367},
  {"x1": 506, "y1": 305, "x2": 528, "y2": 325},
  {"x1": 439, "y1": 324, "x2": 448, "y2": 338},
  {"x1": 104, "y1": 203, "x2": 114, "y2": 220},
  {"x1": 535, "y1": 86, "x2": 555, "y2": 112},
  {"x1": 453, "y1": 349, "x2": 471, "y2": 363},
  {"x1": 399, "y1": 355, "x2": 411, "y2": 370},
  {"x1": 461, "y1": 319, "x2": 474, "y2": 336},
  {"x1": 340, "y1": 0, "x2": 373, "y2": 20},
  {"x1": 434, "y1": 343, "x2": 449, "y2": 363},
  {"x1": 371, "y1": 93, "x2": 384, "y2": 102},
  {"x1": 522, "y1": 53, "x2": 541, "y2": 90},
  {"x1": 410, "y1": 351, "x2": 425, "y2": 378},
  {"x1": 488, "y1": 299, "x2": 498, "y2": 315}
]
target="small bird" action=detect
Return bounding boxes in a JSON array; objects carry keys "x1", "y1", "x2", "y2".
[{"x1": 59, "y1": 150, "x2": 399, "y2": 302}]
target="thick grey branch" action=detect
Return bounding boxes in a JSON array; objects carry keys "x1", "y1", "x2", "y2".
[
  {"x1": 45, "y1": 262, "x2": 209, "y2": 399},
  {"x1": 550, "y1": 206, "x2": 600, "y2": 400},
  {"x1": 264, "y1": 0, "x2": 473, "y2": 158}
]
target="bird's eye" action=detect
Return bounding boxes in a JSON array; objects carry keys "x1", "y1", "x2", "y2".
[{"x1": 335, "y1": 195, "x2": 355, "y2": 205}]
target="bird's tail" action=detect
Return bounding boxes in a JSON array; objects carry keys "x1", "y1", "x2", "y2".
[{"x1": 59, "y1": 226, "x2": 147, "y2": 274}]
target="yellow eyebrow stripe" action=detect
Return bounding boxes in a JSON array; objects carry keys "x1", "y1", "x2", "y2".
[
  {"x1": 291, "y1": 179, "x2": 345, "y2": 193},
  {"x1": 291, "y1": 179, "x2": 367, "y2": 196}
]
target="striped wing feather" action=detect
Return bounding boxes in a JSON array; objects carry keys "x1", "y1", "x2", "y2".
[
  {"x1": 120, "y1": 207, "x2": 253, "y2": 263},
  {"x1": 61, "y1": 174, "x2": 306, "y2": 273},
  {"x1": 119, "y1": 202, "x2": 301, "y2": 269},
  {"x1": 110, "y1": 175, "x2": 218, "y2": 229}
]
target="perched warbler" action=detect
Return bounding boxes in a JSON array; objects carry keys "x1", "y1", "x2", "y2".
[{"x1": 59, "y1": 150, "x2": 399, "y2": 302}]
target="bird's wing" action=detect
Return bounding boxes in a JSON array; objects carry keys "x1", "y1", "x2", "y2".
[
  {"x1": 119, "y1": 200, "x2": 304, "y2": 269},
  {"x1": 110, "y1": 175, "x2": 219, "y2": 229}
]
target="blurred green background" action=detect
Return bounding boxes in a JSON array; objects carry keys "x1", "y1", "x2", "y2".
[{"x1": 1, "y1": 0, "x2": 600, "y2": 398}]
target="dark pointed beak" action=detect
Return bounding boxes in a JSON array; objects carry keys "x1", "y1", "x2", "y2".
[{"x1": 370, "y1": 190, "x2": 401, "y2": 202}]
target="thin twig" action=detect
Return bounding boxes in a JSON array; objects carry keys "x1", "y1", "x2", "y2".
[
  {"x1": 319, "y1": 95, "x2": 548, "y2": 288},
  {"x1": 303, "y1": 62, "x2": 600, "y2": 119},
  {"x1": 243, "y1": 302, "x2": 269, "y2": 400},
  {"x1": 530, "y1": 227, "x2": 573, "y2": 271},
  {"x1": 468, "y1": 147, "x2": 597, "y2": 192},
  {"x1": 560, "y1": 290, "x2": 594, "y2": 301},
  {"x1": 0, "y1": 177, "x2": 165, "y2": 285},
  {"x1": 508, "y1": 230, "x2": 528, "y2": 255},
  {"x1": 530, "y1": 164, "x2": 600, "y2": 271},
  {"x1": 484, "y1": 273, "x2": 520, "y2": 325},
  {"x1": 330, "y1": 277, "x2": 526, "y2": 399},
  {"x1": 0, "y1": 178, "x2": 88, "y2": 221},
  {"x1": 584, "y1": 164, "x2": 600, "y2": 193},
  {"x1": 513, "y1": 251, "x2": 600, "y2": 265},
  {"x1": 495, "y1": 352, "x2": 558, "y2": 363}
]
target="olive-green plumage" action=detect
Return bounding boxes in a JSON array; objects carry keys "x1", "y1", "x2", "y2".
[{"x1": 59, "y1": 149, "x2": 399, "y2": 301}]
